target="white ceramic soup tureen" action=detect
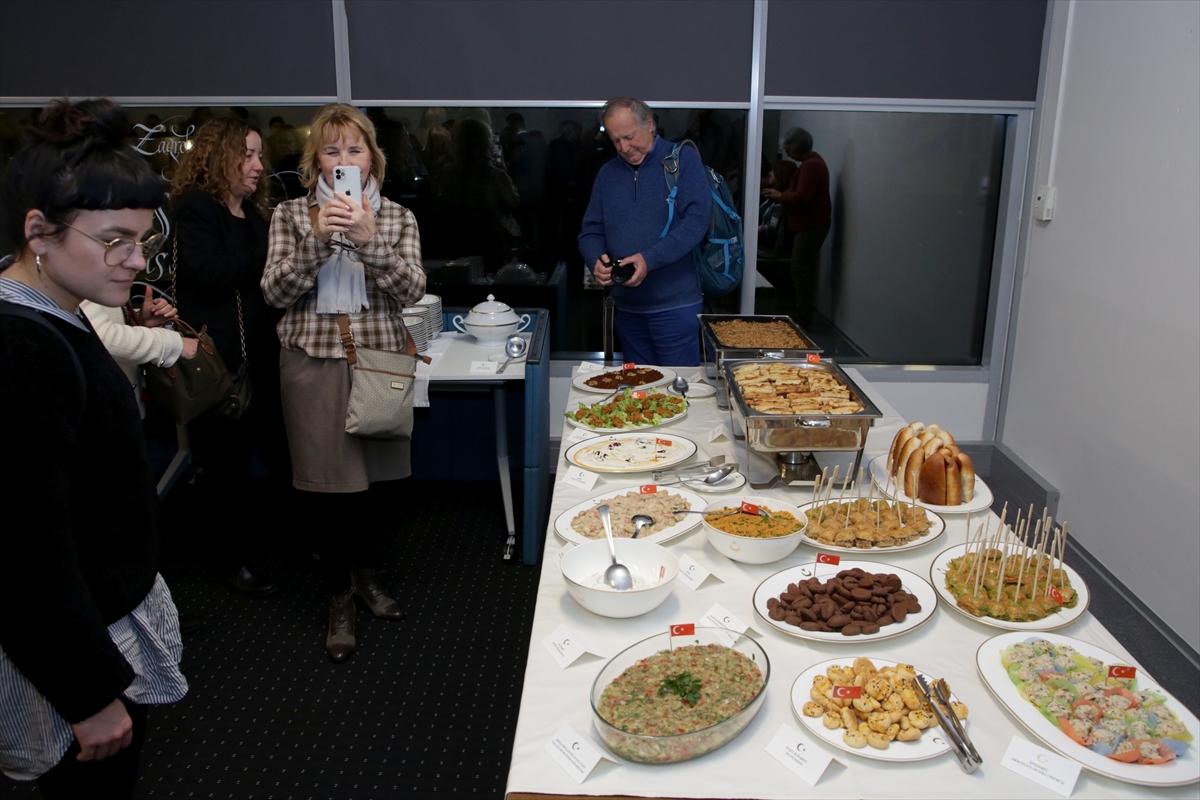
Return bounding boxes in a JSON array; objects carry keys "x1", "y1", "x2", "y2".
[{"x1": 451, "y1": 295, "x2": 531, "y2": 345}]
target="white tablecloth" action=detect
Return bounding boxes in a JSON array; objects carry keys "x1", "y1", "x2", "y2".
[{"x1": 505, "y1": 368, "x2": 1195, "y2": 799}]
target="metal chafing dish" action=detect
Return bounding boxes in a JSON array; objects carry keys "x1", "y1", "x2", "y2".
[
  {"x1": 724, "y1": 359, "x2": 881, "y2": 490},
  {"x1": 699, "y1": 314, "x2": 822, "y2": 409}
]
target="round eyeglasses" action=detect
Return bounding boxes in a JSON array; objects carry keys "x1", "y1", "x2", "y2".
[{"x1": 59, "y1": 221, "x2": 166, "y2": 266}]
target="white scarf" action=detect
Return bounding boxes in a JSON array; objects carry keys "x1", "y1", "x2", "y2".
[{"x1": 314, "y1": 174, "x2": 382, "y2": 315}]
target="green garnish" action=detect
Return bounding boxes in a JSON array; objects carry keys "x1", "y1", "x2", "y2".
[{"x1": 658, "y1": 672, "x2": 702, "y2": 706}]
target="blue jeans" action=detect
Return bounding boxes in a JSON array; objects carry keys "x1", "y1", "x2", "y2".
[{"x1": 615, "y1": 302, "x2": 703, "y2": 367}]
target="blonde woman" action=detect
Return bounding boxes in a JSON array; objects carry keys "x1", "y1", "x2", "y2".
[
  {"x1": 261, "y1": 104, "x2": 425, "y2": 662},
  {"x1": 169, "y1": 116, "x2": 288, "y2": 596}
]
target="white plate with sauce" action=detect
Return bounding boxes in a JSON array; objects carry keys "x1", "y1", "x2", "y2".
[
  {"x1": 564, "y1": 433, "x2": 698, "y2": 474},
  {"x1": 572, "y1": 365, "x2": 676, "y2": 394}
]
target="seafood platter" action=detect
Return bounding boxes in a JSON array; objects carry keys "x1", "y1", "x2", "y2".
[
  {"x1": 724, "y1": 359, "x2": 881, "y2": 490},
  {"x1": 698, "y1": 314, "x2": 821, "y2": 409}
]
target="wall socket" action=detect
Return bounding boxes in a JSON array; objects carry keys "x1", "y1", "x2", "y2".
[{"x1": 1033, "y1": 185, "x2": 1056, "y2": 221}]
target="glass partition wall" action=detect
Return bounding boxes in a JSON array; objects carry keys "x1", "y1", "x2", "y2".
[{"x1": 758, "y1": 109, "x2": 1009, "y2": 365}]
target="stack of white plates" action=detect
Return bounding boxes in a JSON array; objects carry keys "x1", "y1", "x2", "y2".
[
  {"x1": 414, "y1": 294, "x2": 443, "y2": 336},
  {"x1": 401, "y1": 310, "x2": 430, "y2": 352}
]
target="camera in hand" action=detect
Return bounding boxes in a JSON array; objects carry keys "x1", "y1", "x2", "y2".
[{"x1": 608, "y1": 257, "x2": 636, "y2": 285}]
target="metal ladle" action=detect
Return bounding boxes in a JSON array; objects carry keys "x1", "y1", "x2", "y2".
[
  {"x1": 495, "y1": 334, "x2": 527, "y2": 374},
  {"x1": 671, "y1": 375, "x2": 689, "y2": 398},
  {"x1": 654, "y1": 455, "x2": 724, "y2": 482},
  {"x1": 597, "y1": 505, "x2": 632, "y2": 591},
  {"x1": 630, "y1": 514, "x2": 654, "y2": 539}
]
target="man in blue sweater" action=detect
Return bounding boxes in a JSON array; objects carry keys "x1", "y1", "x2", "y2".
[{"x1": 578, "y1": 97, "x2": 711, "y2": 366}]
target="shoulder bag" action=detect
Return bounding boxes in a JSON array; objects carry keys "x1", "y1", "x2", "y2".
[
  {"x1": 144, "y1": 235, "x2": 252, "y2": 423},
  {"x1": 336, "y1": 314, "x2": 429, "y2": 439}
]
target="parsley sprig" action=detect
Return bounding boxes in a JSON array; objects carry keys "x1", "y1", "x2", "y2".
[{"x1": 658, "y1": 672, "x2": 702, "y2": 706}]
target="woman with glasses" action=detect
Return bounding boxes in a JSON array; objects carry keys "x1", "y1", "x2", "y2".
[
  {"x1": 262, "y1": 104, "x2": 425, "y2": 663},
  {"x1": 169, "y1": 117, "x2": 288, "y2": 595},
  {"x1": 0, "y1": 98, "x2": 187, "y2": 798}
]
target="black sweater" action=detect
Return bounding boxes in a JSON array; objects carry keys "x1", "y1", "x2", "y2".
[{"x1": 0, "y1": 310, "x2": 159, "y2": 723}]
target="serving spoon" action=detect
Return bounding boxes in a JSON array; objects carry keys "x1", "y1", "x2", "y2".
[
  {"x1": 597, "y1": 505, "x2": 632, "y2": 591},
  {"x1": 654, "y1": 455, "x2": 725, "y2": 481},
  {"x1": 630, "y1": 514, "x2": 654, "y2": 539},
  {"x1": 495, "y1": 334, "x2": 527, "y2": 374},
  {"x1": 655, "y1": 463, "x2": 738, "y2": 488},
  {"x1": 671, "y1": 375, "x2": 689, "y2": 398}
]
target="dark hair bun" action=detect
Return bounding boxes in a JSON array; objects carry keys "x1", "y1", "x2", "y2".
[{"x1": 32, "y1": 98, "x2": 129, "y2": 149}]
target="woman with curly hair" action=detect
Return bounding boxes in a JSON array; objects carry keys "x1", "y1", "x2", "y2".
[
  {"x1": 169, "y1": 117, "x2": 288, "y2": 595},
  {"x1": 262, "y1": 104, "x2": 425, "y2": 662}
]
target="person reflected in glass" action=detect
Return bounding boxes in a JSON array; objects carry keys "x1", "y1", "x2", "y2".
[
  {"x1": 0, "y1": 98, "x2": 187, "y2": 799},
  {"x1": 436, "y1": 117, "x2": 520, "y2": 273},
  {"x1": 261, "y1": 104, "x2": 425, "y2": 663},
  {"x1": 761, "y1": 127, "x2": 830, "y2": 328},
  {"x1": 169, "y1": 117, "x2": 288, "y2": 596}
]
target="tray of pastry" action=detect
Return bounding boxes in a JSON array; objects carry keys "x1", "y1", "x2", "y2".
[{"x1": 724, "y1": 359, "x2": 881, "y2": 452}]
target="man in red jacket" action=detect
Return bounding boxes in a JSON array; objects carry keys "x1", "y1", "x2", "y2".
[{"x1": 762, "y1": 127, "x2": 830, "y2": 327}]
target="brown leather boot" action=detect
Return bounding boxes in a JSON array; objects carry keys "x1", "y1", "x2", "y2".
[
  {"x1": 351, "y1": 568, "x2": 404, "y2": 620},
  {"x1": 326, "y1": 590, "x2": 356, "y2": 663}
]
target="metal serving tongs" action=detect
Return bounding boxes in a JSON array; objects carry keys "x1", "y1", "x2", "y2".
[
  {"x1": 915, "y1": 674, "x2": 981, "y2": 773},
  {"x1": 653, "y1": 455, "x2": 726, "y2": 482}
]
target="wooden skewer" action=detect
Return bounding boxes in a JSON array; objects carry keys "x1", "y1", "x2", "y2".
[
  {"x1": 1016, "y1": 517, "x2": 1039, "y2": 600},
  {"x1": 816, "y1": 466, "x2": 838, "y2": 526},
  {"x1": 972, "y1": 513, "x2": 991, "y2": 597},
  {"x1": 1030, "y1": 516, "x2": 1049, "y2": 601},
  {"x1": 1058, "y1": 522, "x2": 1069, "y2": 589}
]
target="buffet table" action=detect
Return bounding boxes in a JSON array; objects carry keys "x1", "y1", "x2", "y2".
[{"x1": 504, "y1": 365, "x2": 1195, "y2": 799}]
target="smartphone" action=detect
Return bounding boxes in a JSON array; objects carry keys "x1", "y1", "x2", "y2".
[{"x1": 332, "y1": 166, "x2": 361, "y2": 203}]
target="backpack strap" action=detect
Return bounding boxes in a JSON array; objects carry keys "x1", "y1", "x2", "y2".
[
  {"x1": 660, "y1": 140, "x2": 701, "y2": 239},
  {"x1": 0, "y1": 299, "x2": 87, "y2": 410}
]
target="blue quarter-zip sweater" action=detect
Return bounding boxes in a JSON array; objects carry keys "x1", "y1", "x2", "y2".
[{"x1": 578, "y1": 136, "x2": 711, "y2": 313}]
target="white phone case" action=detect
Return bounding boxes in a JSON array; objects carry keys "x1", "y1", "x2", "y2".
[{"x1": 332, "y1": 166, "x2": 361, "y2": 202}]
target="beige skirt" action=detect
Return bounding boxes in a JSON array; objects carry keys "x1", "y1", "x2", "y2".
[{"x1": 279, "y1": 347, "x2": 410, "y2": 493}]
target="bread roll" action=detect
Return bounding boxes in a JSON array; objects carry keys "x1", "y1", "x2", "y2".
[
  {"x1": 944, "y1": 457, "x2": 962, "y2": 505},
  {"x1": 955, "y1": 452, "x2": 975, "y2": 502},
  {"x1": 918, "y1": 452, "x2": 946, "y2": 505},
  {"x1": 922, "y1": 435, "x2": 948, "y2": 458},
  {"x1": 896, "y1": 438, "x2": 923, "y2": 483},
  {"x1": 904, "y1": 448, "x2": 926, "y2": 499},
  {"x1": 889, "y1": 428, "x2": 914, "y2": 473}
]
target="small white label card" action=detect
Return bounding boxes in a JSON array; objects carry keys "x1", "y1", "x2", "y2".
[
  {"x1": 675, "y1": 553, "x2": 718, "y2": 591},
  {"x1": 564, "y1": 426, "x2": 595, "y2": 445},
  {"x1": 701, "y1": 602, "x2": 754, "y2": 636},
  {"x1": 708, "y1": 423, "x2": 732, "y2": 443},
  {"x1": 1001, "y1": 735, "x2": 1082, "y2": 798},
  {"x1": 544, "y1": 724, "x2": 607, "y2": 784},
  {"x1": 576, "y1": 361, "x2": 605, "y2": 374},
  {"x1": 561, "y1": 465, "x2": 599, "y2": 492},
  {"x1": 541, "y1": 624, "x2": 602, "y2": 669},
  {"x1": 469, "y1": 360, "x2": 498, "y2": 374},
  {"x1": 766, "y1": 723, "x2": 834, "y2": 787}
]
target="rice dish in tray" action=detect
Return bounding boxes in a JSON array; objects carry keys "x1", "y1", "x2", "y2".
[{"x1": 570, "y1": 491, "x2": 692, "y2": 539}]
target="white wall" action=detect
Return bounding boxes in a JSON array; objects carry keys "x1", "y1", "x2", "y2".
[{"x1": 1001, "y1": 1, "x2": 1200, "y2": 649}]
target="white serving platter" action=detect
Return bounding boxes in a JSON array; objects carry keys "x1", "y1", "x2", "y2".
[
  {"x1": 572, "y1": 365, "x2": 677, "y2": 394},
  {"x1": 796, "y1": 499, "x2": 946, "y2": 554},
  {"x1": 564, "y1": 433, "x2": 698, "y2": 474},
  {"x1": 868, "y1": 455, "x2": 994, "y2": 515},
  {"x1": 553, "y1": 485, "x2": 706, "y2": 546}
]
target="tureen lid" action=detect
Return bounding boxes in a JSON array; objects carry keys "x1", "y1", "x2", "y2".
[{"x1": 471, "y1": 294, "x2": 511, "y2": 314}]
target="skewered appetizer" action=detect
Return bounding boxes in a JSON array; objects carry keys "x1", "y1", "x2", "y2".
[
  {"x1": 801, "y1": 657, "x2": 968, "y2": 750},
  {"x1": 948, "y1": 506, "x2": 1078, "y2": 622},
  {"x1": 1003, "y1": 639, "x2": 1193, "y2": 763},
  {"x1": 885, "y1": 422, "x2": 975, "y2": 506},
  {"x1": 805, "y1": 498, "x2": 934, "y2": 549}
]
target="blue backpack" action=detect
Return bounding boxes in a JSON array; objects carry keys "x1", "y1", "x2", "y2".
[{"x1": 661, "y1": 140, "x2": 744, "y2": 299}]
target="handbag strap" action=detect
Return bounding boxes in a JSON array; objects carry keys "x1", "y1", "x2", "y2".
[{"x1": 312, "y1": 204, "x2": 428, "y2": 366}]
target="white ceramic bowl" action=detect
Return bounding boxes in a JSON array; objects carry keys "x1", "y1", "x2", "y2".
[
  {"x1": 701, "y1": 495, "x2": 808, "y2": 564},
  {"x1": 559, "y1": 539, "x2": 678, "y2": 618}
]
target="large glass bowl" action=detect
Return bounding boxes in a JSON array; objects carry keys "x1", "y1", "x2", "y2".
[{"x1": 589, "y1": 627, "x2": 770, "y2": 763}]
